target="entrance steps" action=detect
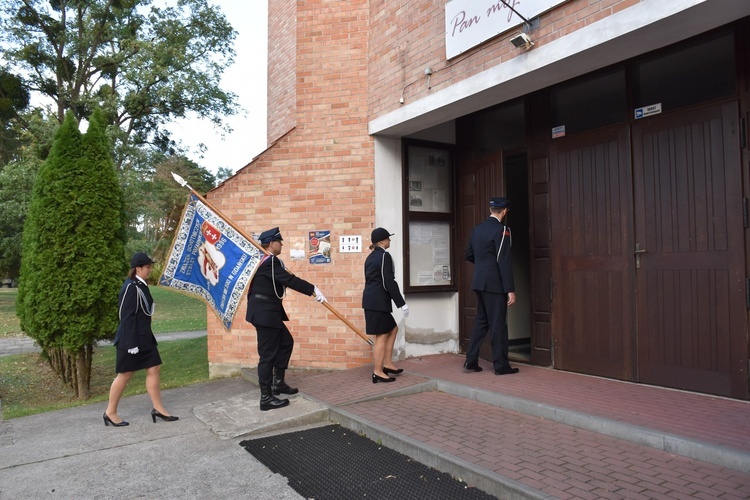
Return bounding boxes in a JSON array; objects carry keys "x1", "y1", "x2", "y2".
[{"x1": 283, "y1": 354, "x2": 750, "y2": 499}]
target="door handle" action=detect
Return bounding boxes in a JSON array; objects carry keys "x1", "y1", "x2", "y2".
[{"x1": 634, "y1": 243, "x2": 646, "y2": 269}]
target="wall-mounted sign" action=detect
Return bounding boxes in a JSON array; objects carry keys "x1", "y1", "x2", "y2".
[
  {"x1": 308, "y1": 230, "x2": 331, "y2": 264},
  {"x1": 551, "y1": 125, "x2": 566, "y2": 139},
  {"x1": 289, "y1": 236, "x2": 307, "y2": 260},
  {"x1": 634, "y1": 103, "x2": 662, "y2": 120},
  {"x1": 445, "y1": 0, "x2": 567, "y2": 59},
  {"x1": 339, "y1": 235, "x2": 362, "y2": 253}
]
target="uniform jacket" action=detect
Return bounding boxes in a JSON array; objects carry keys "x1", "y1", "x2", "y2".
[
  {"x1": 465, "y1": 216, "x2": 515, "y2": 294},
  {"x1": 113, "y1": 278, "x2": 158, "y2": 351},
  {"x1": 362, "y1": 247, "x2": 406, "y2": 312},
  {"x1": 246, "y1": 255, "x2": 315, "y2": 328}
]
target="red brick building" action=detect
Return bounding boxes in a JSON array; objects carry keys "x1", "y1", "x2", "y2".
[{"x1": 208, "y1": 0, "x2": 750, "y2": 400}]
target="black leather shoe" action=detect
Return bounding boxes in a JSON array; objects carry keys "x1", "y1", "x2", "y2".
[
  {"x1": 260, "y1": 385, "x2": 290, "y2": 411},
  {"x1": 463, "y1": 361, "x2": 483, "y2": 372},
  {"x1": 383, "y1": 367, "x2": 403, "y2": 375},
  {"x1": 372, "y1": 373, "x2": 396, "y2": 383},
  {"x1": 273, "y1": 381, "x2": 299, "y2": 395},
  {"x1": 273, "y1": 368, "x2": 299, "y2": 395},
  {"x1": 103, "y1": 413, "x2": 129, "y2": 427},
  {"x1": 151, "y1": 409, "x2": 179, "y2": 422},
  {"x1": 260, "y1": 397, "x2": 290, "y2": 411},
  {"x1": 495, "y1": 366, "x2": 519, "y2": 375}
]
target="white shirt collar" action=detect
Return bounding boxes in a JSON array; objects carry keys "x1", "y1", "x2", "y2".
[{"x1": 135, "y1": 275, "x2": 148, "y2": 285}]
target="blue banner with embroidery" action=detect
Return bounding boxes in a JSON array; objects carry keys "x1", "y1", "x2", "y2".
[{"x1": 160, "y1": 193, "x2": 263, "y2": 331}]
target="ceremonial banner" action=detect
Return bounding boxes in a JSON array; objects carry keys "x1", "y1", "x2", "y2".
[{"x1": 160, "y1": 193, "x2": 263, "y2": 331}]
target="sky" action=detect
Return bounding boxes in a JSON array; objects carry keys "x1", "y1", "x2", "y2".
[{"x1": 166, "y1": 2, "x2": 268, "y2": 176}]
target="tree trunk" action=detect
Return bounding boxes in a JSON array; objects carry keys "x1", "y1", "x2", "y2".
[
  {"x1": 62, "y1": 349, "x2": 72, "y2": 385},
  {"x1": 48, "y1": 346, "x2": 70, "y2": 383},
  {"x1": 46, "y1": 347, "x2": 57, "y2": 374},
  {"x1": 75, "y1": 345, "x2": 92, "y2": 400},
  {"x1": 70, "y1": 351, "x2": 79, "y2": 398},
  {"x1": 44, "y1": 345, "x2": 93, "y2": 399}
]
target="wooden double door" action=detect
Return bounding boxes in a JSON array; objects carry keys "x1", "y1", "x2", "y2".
[{"x1": 550, "y1": 102, "x2": 748, "y2": 398}]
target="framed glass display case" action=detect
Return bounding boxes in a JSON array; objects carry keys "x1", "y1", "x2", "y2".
[{"x1": 403, "y1": 140, "x2": 456, "y2": 292}]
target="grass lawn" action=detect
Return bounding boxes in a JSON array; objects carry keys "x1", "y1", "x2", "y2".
[
  {"x1": 0, "y1": 285, "x2": 212, "y2": 418},
  {"x1": 0, "y1": 336, "x2": 208, "y2": 419},
  {"x1": 0, "y1": 289, "x2": 21, "y2": 337},
  {"x1": 149, "y1": 286, "x2": 208, "y2": 333},
  {"x1": 0, "y1": 286, "x2": 207, "y2": 338}
]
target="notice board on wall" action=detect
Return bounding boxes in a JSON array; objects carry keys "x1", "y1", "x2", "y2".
[{"x1": 408, "y1": 221, "x2": 452, "y2": 287}]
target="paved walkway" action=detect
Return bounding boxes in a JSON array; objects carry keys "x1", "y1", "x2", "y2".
[
  {"x1": 2, "y1": 333, "x2": 750, "y2": 499},
  {"x1": 0, "y1": 330, "x2": 207, "y2": 357},
  {"x1": 290, "y1": 354, "x2": 750, "y2": 499},
  {"x1": 0, "y1": 377, "x2": 305, "y2": 499}
]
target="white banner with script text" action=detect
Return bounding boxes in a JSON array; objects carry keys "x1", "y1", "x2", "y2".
[{"x1": 445, "y1": 0, "x2": 567, "y2": 59}]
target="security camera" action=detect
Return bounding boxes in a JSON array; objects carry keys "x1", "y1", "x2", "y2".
[{"x1": 510, "y1": 32, "x2": 533, "y2": 50}]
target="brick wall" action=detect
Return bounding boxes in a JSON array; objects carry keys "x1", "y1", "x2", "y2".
[
  {"x1": 267, "y1": 0, "x2": 296, "y2": 143},
  {"x1": 207, "y1": 0, "x2": 644, "y2": 375},
  {"x1": 367, "y1": 0, "x2": 641, "y2": 119},
  {"x1": 207, "y1": 0, "x2": 374, "y2": 374}
]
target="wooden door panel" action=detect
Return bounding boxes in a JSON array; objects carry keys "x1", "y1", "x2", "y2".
[
  {"x1": 530, "y1": 156, "x2": 552, "y2": 365},
  {"x1": 459, "y1": 171, "x2": 478, "y2": 353},
  {"x1": 551, "y1": 127, "x2": 634, "y2": 380},
  {"x1": 457, "y1": 153, "x2": 503, "y2": 357},
  {"x1": 632, "y1": 102, "x2": 747, "y2": 398}
]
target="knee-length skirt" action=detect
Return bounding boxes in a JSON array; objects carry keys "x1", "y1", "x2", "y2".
[
  {"x1": 115, "y1": 346, "x2": 162, "y2": 373},
  {"x1": 364, "y1": 309, "x2": 397, "y2": 335}
]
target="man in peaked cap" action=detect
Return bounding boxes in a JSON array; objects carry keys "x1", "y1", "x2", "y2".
[
  {"x1": 463, "y1": 197, "x2": 519, "y2": 376},
  {"x1": 246, "y1": 227, "x2": 327, "y2": 411}
]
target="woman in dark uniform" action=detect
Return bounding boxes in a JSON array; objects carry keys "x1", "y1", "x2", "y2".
[
  {"x1": 103, "y1": 253, "x2": 178, "y2": 427},
  {"x1": 362, "y1": 227, "x2": 409, "y2": 383}
]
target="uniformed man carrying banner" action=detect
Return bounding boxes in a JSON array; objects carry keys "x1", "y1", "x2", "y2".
[{"x1": 246, "y1": 227, "x2": 326, "y2": 410}]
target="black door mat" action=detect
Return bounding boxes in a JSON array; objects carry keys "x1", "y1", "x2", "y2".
[{"x1": 240, "y1": 424, "x2": 496, "y2": 500}]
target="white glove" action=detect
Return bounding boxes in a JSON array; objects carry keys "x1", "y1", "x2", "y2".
[
  {"x1": 314, "y1": 286, "x2": 326, "y2": 303},
  {"x1": 127, "y1": 347, "x2": 139, "y2": 355},
  {"x1": 401, "y1": 304, "x2": 410, "y2": 318}
]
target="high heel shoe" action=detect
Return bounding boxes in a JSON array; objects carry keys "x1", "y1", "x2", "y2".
[
  {"x1": 383, "y1": 367, "x2": 403, "y2": 375},
  {"x1": 103, "y1": 413, "x2": 129, "y2": 427},
  {"x1": 151, "y1": 409, "x2": 179, "y2": 423},
  {"x1": 372, "y1": 373, "x2": 395, "y2": 384}
]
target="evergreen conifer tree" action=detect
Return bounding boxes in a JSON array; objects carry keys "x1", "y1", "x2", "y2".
[{"x1": 17, "y1": 110, "x2": 126, "y2": 398}]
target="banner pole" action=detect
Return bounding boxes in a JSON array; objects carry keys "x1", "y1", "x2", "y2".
[{"x1": 171, "y1": 173, "x2": 373, "y2": 346}]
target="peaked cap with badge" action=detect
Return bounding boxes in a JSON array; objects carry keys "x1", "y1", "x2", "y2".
[{"x1": 258, "y1": 227, "x2": 283, "y2": 244}]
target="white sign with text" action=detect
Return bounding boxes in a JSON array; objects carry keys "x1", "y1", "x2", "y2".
[
  {"x1": 339, "y1": 235, "x2": 362, "y2": 253},
  {"x1": 445, "y1": 0, "x2": 567, "y2": 59}
]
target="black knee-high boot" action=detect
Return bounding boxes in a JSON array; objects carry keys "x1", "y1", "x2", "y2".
[
  {"x1": 260, "y1": 385, "x2": 289, "y2": 411},
  {"x1": 272, "y1": 368, "x2": 299, "y2": 395}
]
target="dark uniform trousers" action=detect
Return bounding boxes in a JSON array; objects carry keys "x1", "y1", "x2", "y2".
[
  {"x1": 254, "y1": 320, "x2": 294, "y2": 387},
  {"x1": 465, "y1": 290, "x2": 510, "y2": 371},
  {"x1": 464, "y1": 215, "x2": 515, "y2": 371},
  {"x1": 246, "y1": 255, "x2": 314, "y2": 387}
]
